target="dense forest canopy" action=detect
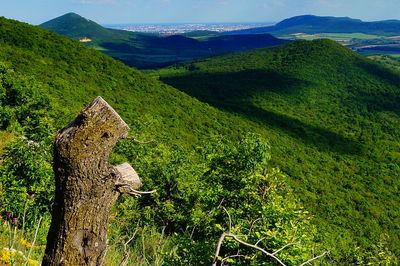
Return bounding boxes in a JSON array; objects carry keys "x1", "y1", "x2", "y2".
[
  {"x1": 40, "y1": 13, "x2": 288, "y2": 69},
  {"x1": 0, "y1": 16, "x2": 399, "y2": 264},
  {"x1": 157, "y1": 39, "x2": 400, "y2": 261}
]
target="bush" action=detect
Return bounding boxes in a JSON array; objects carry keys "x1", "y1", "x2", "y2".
[{"x1": 113, "y1": 134, "x2": 323, "y2": 265}]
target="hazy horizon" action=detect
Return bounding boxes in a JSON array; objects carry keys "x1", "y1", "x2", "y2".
[{"x1": 2, "y1": 0, "x2": 400, "y2": 25}]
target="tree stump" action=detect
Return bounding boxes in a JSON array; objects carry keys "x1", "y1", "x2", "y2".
[{"x1": 43, "y1": 97, "x2": 141, "y2": 265}]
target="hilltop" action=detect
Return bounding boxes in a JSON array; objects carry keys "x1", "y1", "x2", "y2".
[
  {"x1": 227, "y1": 14, "x2": 400, "y2": 36},
  {"x1": 158, "y1": 39, "x2": 400, "y2": 260},
  {"x1": 40, "y1": 13, "x2": 288, "y2": 68},
  {"x1": 1, "y1": 16, "x2": 247, "y2": 145},
  {"x1": 40, "y1": 12, "x2": 135, "y2": 40},
  {"x1": 0, "y1": 16, "x2": 327, "y2": 265},
  {"x1": 0, "y1": 16, "x2": 399, "y2": 264}
]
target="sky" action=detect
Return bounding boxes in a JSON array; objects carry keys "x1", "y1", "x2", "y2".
[{"x1": 2, "y1": 0, "x2": 400, "y2": 25}]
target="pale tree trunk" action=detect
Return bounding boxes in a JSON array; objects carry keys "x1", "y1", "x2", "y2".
[{"x1": 43, "y1": 97, "x2": 141, "y2": 265}]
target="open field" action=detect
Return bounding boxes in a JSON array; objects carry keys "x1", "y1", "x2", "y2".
[
  {"x1": 360, "y1": 50, "x2": 400, "y2": 58},
  {"x1": 278, "y1": 32, "x2": 400, "y2": 60},
  {"x1": 281, "y1": 32, "x2": 387, "y2": 42}
]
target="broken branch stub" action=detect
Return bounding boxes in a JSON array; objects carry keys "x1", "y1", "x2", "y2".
[
  {"x1": 115, "y1": 162, "x2": 142, "y2": 192},
  {"x1": 43, "y1": 96, "x2": 142, "y2": 265}
]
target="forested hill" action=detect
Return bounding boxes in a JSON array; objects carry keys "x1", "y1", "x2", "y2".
[
  {"x1": 39, "y1": 12, "x2": 138, "y2": 40},
  {"x1": 0, "y1": 16, "x2": 399, "y2": 264},
  {"x1": 40, "y1": 13, "x2": 288, "y2": 68},
  {"x1": 226, "y1": 14, "x2": 400, "y2": 35},
  {"x1": 158, "y1": 39, "x2": 400, "y2": 260},
  {"x1": 0, "y1": 16, "x2": 252, "y2": 144},
  {"x1": 0, "y1": 16, "x2": 331, "y2": 265}
]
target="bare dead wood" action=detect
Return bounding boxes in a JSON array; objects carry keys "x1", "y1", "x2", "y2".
[
  {"x1": 120, "y1": 229, "x2": 138, "y2": 266},
  {"x1": 212, "y1": 233, "x2": 287, "y2": 266},
  {"x1": 299, "y1": 251, "x2": 329, "y2": 266},
  {"x1": 212, "y1": 207, "x2": 327, "y2": 266},
  {"x1": 43, "y1": 97, "x2": 147, "y2": 265}
]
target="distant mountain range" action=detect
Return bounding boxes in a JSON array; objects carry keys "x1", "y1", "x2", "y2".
[
  {"x1": 226, "y1": 15, "x2": 400, "y2": 36},
  {"x1": 40, "y1": 13, "x2": 288, "y2": 68}
]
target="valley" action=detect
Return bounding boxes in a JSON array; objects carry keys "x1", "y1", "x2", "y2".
[
  {"x1": 156, "y1": 40, "x2": 400, "y2": 260},
  {"x1": 0, "y1": 9, "x2": 399, "y2": 265},
  {"x1": 40, "y1": 13, "x2": 287, "y2": 69}
]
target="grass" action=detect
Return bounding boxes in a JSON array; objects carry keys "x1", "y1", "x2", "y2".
[
  {"x1": 0, "y1": 202, "x2": 48, "y2": 265},
  {"x1": 282, "y1": 32, "x2": 383, "y2": 40},
  {"x1": 279, "y1": 32, "x2": 400, "y2": 59},
  {"x1": 367, "y1": 54, "x2": 400, "y2": 72},
  {"x1": 105, "y1": 224, "x2": 174, "y2": 266},
  {"x1": 0, "y1": 131, "x2": 15, "y2": 155},
  {"x1": 321, "y1": 33, "x2": 383, "y2": 40},
  {"x1": 360, "y1": 50, "x2": 400, "y2": 58},
  {"x1": 0, "y1": 221, "x2": 175, "y2": 265}
]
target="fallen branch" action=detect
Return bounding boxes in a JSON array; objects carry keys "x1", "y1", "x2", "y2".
[
  {"x1": 221, "y1": 207, "x2": 232, "y2": 232},
  {"x1": 212, "y1": 233, "x2": 287, "y2": 266},
  {"x1": 299, "y1": 251, "x2": 329, "y2": 266},
  {"x1": 120, "y1": 229, "x2": 139, "y2": 266},
  {"x1": 125, "y1": 188, "x2": 157, "y2": 197},
  {"x1": 213, "y1": 207, "x2": 327, "y2": 266},
  {"x1": 272, "y1": 242, "x2": 298, "y2": 255},
  {"x1": 128, "y1": 188, "x2": 157, "y2": 195}
]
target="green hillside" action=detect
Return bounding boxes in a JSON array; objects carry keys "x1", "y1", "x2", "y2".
[
  {"x1": 39, "y1": 12, "x2": 134, "y2": 41},
  {"x1": 0, "y1": 16, "x2": 330, "y2": 265},
  {"x1": 1, "y1": 16, "x2": 250, "y2": 146},
  {"x1": 182, "y1": 30, "x2": 220, "y2": 39},
  {"x1": 0, "y1": 16, "x2": 399, "y2": 264},
  {"x1": 225, "y1": 15, "x2": 400, "y2": 60},
  {"x1": 227, "y1": 14, "x2": 400, "y2": 36},
  {"x1": 158, "y1": 39, "x2": 400, "y2": 261},
  {"x1": 40, "y1": 13, "x2": 288, "y2": 69},
  {"x1": 368, "y1": 54, "x2": 400, "y2": 72}
]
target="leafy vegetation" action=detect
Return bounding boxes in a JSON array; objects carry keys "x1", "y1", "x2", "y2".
[
  {"x1": 40, "y1": 13, "x2": 288, "y2": 69},
  {"x1": 157, "y1": 39, "x2": 400, "y2": 262},
  {"x1": 0, "y1": 16, "x2": 399, "y2": 264},
  {"x1": 40, "y1": 12, "x2": 135, "y2": 41},
  {"x1": 368, "y1": 54, "x2": 400, "y2": 72}
]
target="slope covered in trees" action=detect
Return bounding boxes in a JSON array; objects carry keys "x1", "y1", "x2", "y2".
[
  {"x1": 39, "y1": 12, "x2": 135, "y2": 40},
  {"x1": 0, "y1": 16, "x2": 329, "y2": 265},
  {"x1": 0, "y1": 16, "x2": 398, "y2": 264},
  {"x1": 40, "y1": 13, "x2": 288, "y2": 69},
  {"x1": 158, "y1": 39, "x2": 400, "y2": 261}
]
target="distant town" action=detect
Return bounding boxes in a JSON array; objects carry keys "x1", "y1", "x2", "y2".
[{"x1": 104, "y1": 22, "x2": 274, "y2": 35}]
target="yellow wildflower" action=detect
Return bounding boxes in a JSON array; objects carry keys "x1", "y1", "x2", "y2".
[
  {"x1": 28, "y1": 258, "x2": 40, "y2": 265},
  {"x1": 0, "y1": 248, "x2": 15, "y2": 263},
  {"x1": 21, "y1": 238, "x2": 32, "y2": 248}
]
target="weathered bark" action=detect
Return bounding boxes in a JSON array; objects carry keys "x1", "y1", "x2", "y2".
[{"x1": 43, "y1": 97, "x2": 140, "y2": 265}]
